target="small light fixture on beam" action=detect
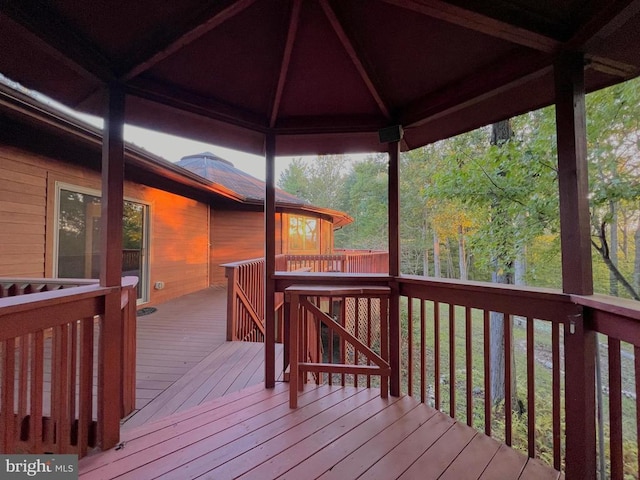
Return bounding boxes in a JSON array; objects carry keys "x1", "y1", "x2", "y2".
[{"x1": 378, "y1": 125, "x2": 404, "y2": 143}]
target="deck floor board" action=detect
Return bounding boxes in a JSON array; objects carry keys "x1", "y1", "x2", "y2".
[
  {"x1": 80, "y1": 384, "x2": 561, "y2": 480},
  {"x1": 124, "y1": 287, "x2": 283, "y2": 429}
]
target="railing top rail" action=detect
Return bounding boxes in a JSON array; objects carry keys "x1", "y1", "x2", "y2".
[
  {"x1": 399, "y1": 274, "x2": 571, "y2": 302},
  {"x1": 571, "y1": 293, "x2": 640, "y2": 322},
  {"x1": 0, "y1": 277, "x2": 137, "y2": 317},
  {"x1": 221, "y1": 257, "x2": 267, "y2": 268},
  {"x1": 0, "y1": 284, "x2": 116, "y2": 316},
  {"x1": 274, "y1": 272, "x2": 392, "y2": 291},
  {"x1": 0, "y1": 277, "x2": 99, "y2": 286}
]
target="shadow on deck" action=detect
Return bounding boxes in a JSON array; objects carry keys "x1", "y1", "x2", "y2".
[{"x1": 124, "y1": 287, "x2": 283, "y2": 429}]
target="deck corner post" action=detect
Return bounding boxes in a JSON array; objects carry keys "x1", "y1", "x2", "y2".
[
  {"x1": 388, "y1": 141, "x2": 401, "y2": 396},
  {"x1": 264, "y1": 134, "x2": 277, "y2": 388},
  {"x1": 554, "y1": 52, "x2": 593, "y2": 296},
  {"x1": 563, "y1": 308, "x2": 597, "y2": 479},
  {"x1": 98, "y1": 84, "x2": 125, "y2": 450}
]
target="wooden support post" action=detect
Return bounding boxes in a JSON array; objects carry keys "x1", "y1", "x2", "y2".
[
  {"x1": 554, "y1": 53, "x2": 596, "y2": 479},
  {"x1": 555, "y1": 52, "x2": 593, "y2": 296},
  {"x1": 388, "y1": 141, "x2": 401, "y2": 396},
  {"x1": 225, "y1": 266, "x2": 238, "y2": 341},
  {"x1": 563, "y1": 310, "x2": 596, "y2": 480},
  {"x1": 264, "y1": 134, "x2": 276, "y2": 388},
  {"x1": 98, "y1": 84, "x2": 125, "y2": 450}
]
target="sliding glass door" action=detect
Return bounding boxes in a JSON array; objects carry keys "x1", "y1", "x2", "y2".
[{"x1": 56, "y1": 185, "x2": 149, "y2": 302}]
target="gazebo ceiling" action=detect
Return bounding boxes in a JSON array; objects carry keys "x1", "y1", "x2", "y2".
[{"x1": 1, "y1": 0, "x2": 639, "y2": 156}]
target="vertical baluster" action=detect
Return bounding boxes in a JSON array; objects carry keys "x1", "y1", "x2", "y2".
[
  {"x1": 434, "y1": 302, "x2": 440, "y2": 411},
  {"x1": 450, "y1": 304, "x2": 456, "y2": 418},
  {"x1": 608, "y1": 338, "x2": 623, "y2": 478},
  {"x1": 78, "y1": 317, "x2": 93, "y2": 457},
  {"x1": 69, "y1": 322, "x2": 78, "y2": 450},
  {"x1": 367, "y1": 298, "x2": 372, "y2": 389},
  {"x1": 552, "y1": 322, "x2": 561, "y2": 470},
  {"x1": 2, "y1": 338, "x2": 16, "y2": 452},
  {"x1": 289, "y1": 292, "x2": 300, "y2": 408},
  {"x1": 504, "y1": 312, "x2": 512, "y2": 446},
  {"x1": 57, "y1": 324, "x2": 71, "y2": 451},
  {"x1": 30, "y1": 331, "x2": 43, "y2": 451},
  {"x1": 49, "y1": 327, "x2": 60, "y2": 450},
  {"x1": 527, "y1": 317, "x2": 535, "y2": 458},
  {"x1": 635, "y1": 345, "x2": 640, "y2": 479},
  {"x1": 484, "y1": 310, "x2": 491, "y2": 436},
  {"x1": 354, "y1": 297, "x2": 360, "y2": 387},
  {"x1": 340, "y1": 296, "x2": 346, "y2": 387},
  {"x1": 407, "y1": 297, "x2": 413, "y2": 396},
  {"x1": 18, "y1": 335, "x2": 29, "y2": 432},
  {"x1": 465, "y1": 307, "x2": 472, "y2": 427},
  {"x1": 328, "y1": 296, "x2": 333, "y2": 386},
  {"x1": 380, "y1": 294, "x2": 389, "y2": 399},
  {"x1": 420, "y1": 299, "x2": 426, "y2": 404}
]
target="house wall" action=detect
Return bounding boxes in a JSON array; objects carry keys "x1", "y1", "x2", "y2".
[
  {"x1": 0, "y1": 145, "x2": 209, "y2": 305},
  {"x1": 209, "y1": 210, "x2": 283, "y2": 286}
]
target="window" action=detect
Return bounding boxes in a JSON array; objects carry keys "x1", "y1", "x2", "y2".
[
  {"x1": 55, "y1": 184, "x2": 149, "y2": 302},
  {"x1": 288, "y1": 215, "x2": 318, "y2": 252}
]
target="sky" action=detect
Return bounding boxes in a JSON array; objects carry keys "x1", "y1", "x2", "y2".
[
  {"x1": 123, "y1": 124, "x2": 280, "y2": 181},
  {"x1": 1, "y1": 73, "x2": 371, "y2": 182}
]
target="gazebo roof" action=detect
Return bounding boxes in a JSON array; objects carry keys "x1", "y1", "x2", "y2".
[{"x1": 0, "y1": 1, "x2": 639, "y2": 156}]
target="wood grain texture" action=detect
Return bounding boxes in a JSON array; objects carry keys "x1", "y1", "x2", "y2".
[{"x1": 79, "y1": 384, "x2": 561, "y2": 480}]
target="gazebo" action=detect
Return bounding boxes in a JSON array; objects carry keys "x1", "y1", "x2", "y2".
[{"x1": 1, "y1": 1, "x2": 640, "y2": 478}]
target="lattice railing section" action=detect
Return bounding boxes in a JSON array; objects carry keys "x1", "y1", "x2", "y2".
[{"x1": 344, "y1": 297, "x2": 382, "y2": 380}]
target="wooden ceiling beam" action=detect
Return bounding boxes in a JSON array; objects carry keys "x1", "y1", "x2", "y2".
[
  {"x1": 381, "y1": 0, "x2": 560, "y2": 53},
  {"x1": 567, "y1": 0, "x2": 640, "y2": 50},
  {"x1": 269, "y1": 0, "x2": 302, "y2": 128},
  {"x1": 122, "y1": 0, "x2": 259, "y2": 81},
  {"x1": 402, "y1": 51, "x2": 551, "y2": 128},
  {"x1": 125, "y1": 78, "x2": 267, "y2": 133},
  {"x1": 274, "y1": 114, "x2": 385, "y2": 135},
  {"x1": 320, "y1": 0, "x2": 391, "y2": 119},
  {"x1": 0, "y1": 2, "x2": 115, "y2": 83}
]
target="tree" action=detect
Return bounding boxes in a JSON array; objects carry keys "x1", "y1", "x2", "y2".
[{"x1": 586, "y1": 77, "x2": 640, "y2": 299}]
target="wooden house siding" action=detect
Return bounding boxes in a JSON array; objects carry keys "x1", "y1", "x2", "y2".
[
  {"x1": 0, "y1": 145, "x2": 209, "y2": 305},
  {"x1": 209, "y1": 210, "x2": 282, "y2": 286}
]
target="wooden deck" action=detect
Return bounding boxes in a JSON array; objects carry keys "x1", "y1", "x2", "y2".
[
  {"x1": 126, "y1": 287, "x2": 283, "y2": 428},
  {"x1": 80, "y1": 382, "x2": 561, "y2": 479}
]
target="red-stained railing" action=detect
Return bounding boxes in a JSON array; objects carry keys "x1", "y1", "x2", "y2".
[
  {"x1": 274, "y1": 272, "x2": 640, "y2": 478},
  {"x1": 0, "y1": 277, "x2": 138, "y2": 458},
  {"x1": 224, "y1": 258, "x2": 266, "y2": 342},
  {"x1": 286, "y1": 285, "x2": 391, "y2": 408},
  {"x1": 223, "y1": 252, "x2": 388, "y2": 343}
]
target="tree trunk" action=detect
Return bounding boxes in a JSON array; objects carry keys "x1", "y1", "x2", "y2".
[
  {"x1": 433, "y1": 230, "x2": 441, "y2": 278},
  {"x1": 423, "y1": 220, "x2": 430, "y2": 277},
  {"x1": 634, "y1": 212, "x2": 640, "y2": 293},
  {"x1": 458, "y1": 225, "x2": 468, "y2": 280},
  {"x1": 609, "y1": 201, "x2": 619, "y2": 296},
  {"x1": 489, "y1": 270, "x2": 516, "y2": 406},
  {"x1": 489, "y1": 119, "x2": 517, "y2": 406}
]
